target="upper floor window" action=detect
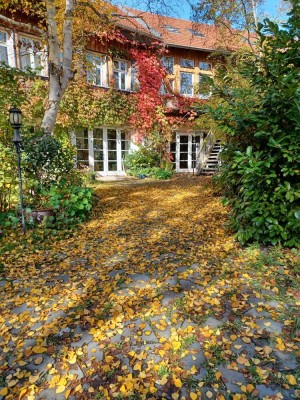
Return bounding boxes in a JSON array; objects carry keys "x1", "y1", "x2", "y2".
[
  {"x1": 161, "y1": 57, "x2": 174, "y2": 74},
  {"x1": 199, "y1": 62, "x2": 211, "y2": 71},
  {"x1": 19, "y1": 36, "x2": 47, "y2": 76},
  {"x1": 0, "y1": 31, "x2": 15, "y2": 67},
  {"x1": 86, "y1": 53, "x2": 108, "y2": 87},
  {"x1": 114, "y1": 60, "x2": 132, "y2": 91},
  {"x1": 130, "y1": 64, "x2": 139, "y2": 91},
  {"x1": 180, "y1": 59, "x2": 194, "y2": 69},
  {"x1": 180, "y1": 72, "x2": 193, "y2": 96}
]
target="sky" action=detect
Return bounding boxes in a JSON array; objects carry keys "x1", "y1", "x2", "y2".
[{"x1": 120, "y1": 0, "x2": 288, "y2": 22}]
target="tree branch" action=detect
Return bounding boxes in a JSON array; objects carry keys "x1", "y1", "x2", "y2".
[{"x1": 0, "y1": 14, "x2": 45, "y2": 36}]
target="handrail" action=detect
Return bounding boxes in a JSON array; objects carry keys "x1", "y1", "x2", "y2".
[{"x1": 196, "y1": 130, "x2": 215, "y2": 174}]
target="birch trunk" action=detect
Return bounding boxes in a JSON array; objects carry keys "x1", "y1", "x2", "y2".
[{"x1": 41, "y1": 0, "x2": 74, "y2": 134}]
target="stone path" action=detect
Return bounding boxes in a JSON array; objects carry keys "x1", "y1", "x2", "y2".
[{"x1": 0, "y1": 175, "x2": 299, "y2": 400}]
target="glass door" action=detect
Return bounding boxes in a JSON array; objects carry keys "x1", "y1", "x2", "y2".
[
  {"x1": 107, "y1": 129, "x2": 118, "y2": 173},
  {"x1": 93, "y1": 128, "x2": 104, "y2": 172},
  {"x1": 172, "y1": 133, "x2": 202, "y2": 172}
]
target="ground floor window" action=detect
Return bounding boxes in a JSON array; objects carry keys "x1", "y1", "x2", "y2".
[{"x1": 74, "y1": 127, "x2": 130, "y2": 175}]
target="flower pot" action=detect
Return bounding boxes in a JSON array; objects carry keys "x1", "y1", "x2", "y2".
[{"x1": 29, "y1": 208, "x2": 55, "y2": 224}]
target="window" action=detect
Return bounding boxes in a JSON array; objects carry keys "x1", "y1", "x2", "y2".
[
  {"x1": 199, "y1": 62, "x2": 211, "y2": 71},
  {"x1": 86, "y1": 53, "x2": 108, "y2": 87},
  {"x1": 180, "y1": 59, "x2": 194, "y2": 68},
  {"x1": 131, "y1": 64, "x2": 139, "y2": 91},
  {"x1": 198, "y1": 74, "x2": 211, "y2": 99},
  {"x1": 19, "y1": 36, "x2": 47, "y2": 76},
  {"x1": 75, "y1": 129, "x2": 89, "y2": 168},
  {"x1": 180, "y1": 72, "x2": 193, "y2": 96},
  {"x1": 114, "y1": 60, "x2": 132, "y2": 91},
  {"x1": 0, "y1": 31, "x2": 15, "y2": 66},
  {"x1": 187, "y1": 29, "x2": 204, "y2": 37},
  {"x1": 163, "y1": 25, "x2": 180, "y2": 34},
  {"x1": 161, "y1": 57, "x2": 174, "y2": 74},
  {"x1": 160, "y1": 79, "x2": 174, "y2": 95}
]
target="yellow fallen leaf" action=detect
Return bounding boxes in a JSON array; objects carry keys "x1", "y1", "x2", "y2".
[
  {"x1": 159, "y1": 350, "x2": 165, "y2": 357},
  {"x1": 144, "y1": 331, "x2": 152, "y2": 336},
  {"x1": 172, "y1": 393, "x2": 179, "y2": 400},
  {"x1": 241, "y1": 337, "x2": 251, "y2": 343},
  {"x1": 172, "y1": 341, "x2": 181, "y2": 351},
  {"x1": 34, "y1": 356, "x2": 43, "y2": 365},
  {"x1": 68, "y1": 353, "x2": 77, "y2": 364},
  {"x1": 159, "y1": 375, "x2": 168, "y2": 385},
  {"x1": 286, "y1": 375, "x2": 297, "y2": 385},
  {"x1": 56, "y1": 385, "x2": 65, "y2": 394},
  {"x1": 0, "y1": 388, "x2": 8, "y2": 396},
  {"x1": 65, "y1": 389, "x2": 72, "y2": 399},
  {"x1": 237, "y1": 356, "x2": 250, "y2": 366},
  {"x1": 206, "y1": 391, "x2": 213, "y2": 399},
  {"x1": 190, "y1": 393, "x2": 198, "y2": 400},
  {"x1": 215, "y1": 371, "x2": 222, "y2": 380},
  {"x1": 19, "y1": 387, "x2": 28, "y2": 400},
  {"x1": 32, "y1": 345, "x2": 47, "y2": 354},
  {"x1": 174, "y1": 378, "x2": 182, "y2": 388},
  {"x1": 246, "y1": 384, "x2": 254, "y2": 392}
]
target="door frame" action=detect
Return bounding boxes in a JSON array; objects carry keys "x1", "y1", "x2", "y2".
[{"x1": 175, "y1": 132, "x2": 203, "y2": 173}]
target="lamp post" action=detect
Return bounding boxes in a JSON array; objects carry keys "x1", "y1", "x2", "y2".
[{"x1": 9, "y1": 106, "x2": 26, "y2": 234}]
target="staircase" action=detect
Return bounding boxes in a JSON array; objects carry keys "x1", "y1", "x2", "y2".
[{"x1": 200, "y1": 140, "x2": 222, "y2": 175}]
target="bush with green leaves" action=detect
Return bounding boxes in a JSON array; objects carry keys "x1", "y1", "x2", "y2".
[
  {"x1": 209, "y1": 0, "x2": 300, "y2": 246},
  {"x1": 43, "y1": 183, "x2": 93, "y2": 225},
  {"x1": 0, "y1": 143, "x2": 18, "y2": 212}
]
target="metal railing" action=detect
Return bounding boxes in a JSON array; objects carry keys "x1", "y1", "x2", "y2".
[{"x1": 196, "y1": 130, "x2": 216, "y2": 174}]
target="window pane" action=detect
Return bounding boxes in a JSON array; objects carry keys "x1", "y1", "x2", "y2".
[
  {"x1": 0, "y1": 32, "x2": 6, "y2": 43},
  {"x1": 0, "y1": 46, "x2": 8, "y2": 64},
  {"x1": 107, "y1": 129, "x2": 117, "y2": 140},
  {"x1": 94, "y1": 151, "x2": 104, "y2": 160},
  {"x1": 180, "y1": 59, "x2": 194, "y2": 68},
  {"x1": 94, "y1": 139, "x2": 103, "y2": 150},
  {"x1": 76, "y1": 137, "x2": 88, "y2": 149},
  {"x1": 108, "y1": 161, "x2": 117, "y2": 171},
  {"x1": 120, "y1": 73, "x2": 125, "y2": 90},
  {"x1": 76, "y1": 129, "x2": 88, "y2": 139},
  {"x1": 180, "y1": 161, "x2": 188, "y2": 169},
  {"x1": 108, "y1": 151, "x2": 117, "y2": 160},
  {"x1": 180, "y1": 144, "x2": 188, "y2": 152},
  {"x1": 94, "y1": 128, "x2": 103, "y2": 139},
  {"x1": 77, "y1": 150, "x2": 89, "y2": 160},
  {"x1": 199, "y1": 62, "x2": 211, "y2": 70},
  {"x1": 180, "y1": 136, "x2": 189, "y2": 144},
  {"x1": 94, "y1": 161, "x2": 103, "y2": 171},
  {"x1": 180, "y1": 72, "x2": 193, "y2": 96},
  {"x1": 161, "y1": 57, "x2": 174, "y2": 74},
  {"x1": 180, "y1": 153, "x2": 188, "y2": 161}
]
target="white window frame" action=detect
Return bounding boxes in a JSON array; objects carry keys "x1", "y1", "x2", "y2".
[
  {"x1": 0, "y1": 30, "x2": 16, "y2": 67},
  {"x1": 19, "y1": 35, "x2": 48, "y2": 76},
  {"x1": 74, "y1": 127, "x2": 132, "y2": 175},
  {"x1": 86, "y1": 52, "x2": 108, "y2": 87},
  {"x1": 113, "y1": 59, "x2": 132, "y2": 91},
  {"x1": 180, "y1": 72, "x2": 194, "y2": 97}
]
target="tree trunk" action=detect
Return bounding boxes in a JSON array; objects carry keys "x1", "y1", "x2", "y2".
[{"x1": 41, "y1": 0, "x2": 74, "y2": 134}]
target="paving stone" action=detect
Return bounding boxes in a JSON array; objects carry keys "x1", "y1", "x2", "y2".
[
  {"x1": 161, "y1": 291, "x2": 184, "y2": 306},
  {"x1": 11, "y1": 304, "x2": 35, "y2": 314},
  {"x1": 244, "y1": 308, "x2": 269, "y2": 318},
  {"x1": 164, "y1": 276, "x2": 178, "y2": 286},
  {"x1": 176, "y1": 265, "x2": 189, "y2": 273},
  {"x1": 179, "y1": 279, "x2": 194, "y2": 291},
  {"x1": 129, "y1": 273, "x2": 150, "y2": 282},
  {"x1": 247, "y1": 296, "x2": 264, "y2": 306},
  {"x1": 256, "y1": 319, "x2": 283, "y2": 334},
  {"x1": 108, "y1": 269, "x2": 125, "y2": 278},
  {"x1": 190, "y1": 263, "x2": 200, "y2": 270},
  {"x1": 68, "y1": 365, "x2": 84, "y2": 380},
  {"x1": 46, "y1": 310, "x2": 67, "y2": 324},
  {"x1": 231, "y1": 338, "x2": 256, "y2": 357},
  {"x1": 256, "y1": 384, "x2": 295, "y2": 399},
  {"x1": 71, "y1": 333, "x2": 93, "y2": 347},
  {"x1": 218, "y1": 366, "x2": 247, "y2": 393},
  {"x1": 155, "y1": 325, "x2": 171, "y2": 339},
  {"x1": 86, "y1": 342, "x2": 103, "y2": 361},
  {"x1": 180, "y1": 319, "x2": 198, "y2": 330},
  {"x1": 204, "y1": 317, "x2": 223, "y2": 329},
  {"x1": 181, "y1": 349, "x2": 206, "y2": 369},
  {"x1": 274, "y1": 350, "x2": 299, "y2": 370},
  {"x1": 26, "y1": 355, "x2": 54, "y2": 373},
  {"x1": 195, "y1": 367, "x2": 208, "y2": 381},
  {"x1": 36, "y1": 388, "x2": 68, "y2": 400}
]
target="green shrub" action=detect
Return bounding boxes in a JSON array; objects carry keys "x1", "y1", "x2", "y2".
[
  {"x1": 42, "y1": 183, "x2": 93, "y2": 226},
  {"x1": 209, "y1": 3, "x2": 300, "y2": 247},
  {"x1": 152, "y1": 168, "x2": 174, "y2": 180},
  {"x1": 124, "y1": 146, "x2": 161, "y2": 174},
  {"x1": 0, "y1": 143, "x2": 18, "y2": 212}
]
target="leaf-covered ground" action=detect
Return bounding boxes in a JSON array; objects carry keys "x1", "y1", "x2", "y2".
[{"x1": 0, "y1": 175, "x2": 299, "y2": 400}]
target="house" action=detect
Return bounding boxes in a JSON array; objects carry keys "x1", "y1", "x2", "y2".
[{"x1": 0, "y1": 7, "x2": 237, "y2": 176}]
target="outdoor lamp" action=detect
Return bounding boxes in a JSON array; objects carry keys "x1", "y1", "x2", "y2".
[
  {"x1": 9, "y1": 106, "x2": 26, "y2": 233},
  {"x1": 9, "y1": 106, "x2": 22, "y2": 128}
]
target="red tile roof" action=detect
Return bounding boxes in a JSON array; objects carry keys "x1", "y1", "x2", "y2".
[{"x1": 119, "y1": 8, "x2": 246, "y2": 51}]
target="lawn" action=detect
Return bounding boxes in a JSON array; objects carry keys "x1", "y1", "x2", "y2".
[{"x1": 0, "y1": 175, "x2": 299, "y2": 400}]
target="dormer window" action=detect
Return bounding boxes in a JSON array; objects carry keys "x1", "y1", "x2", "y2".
[
  {"x1": 163, "y1": 25, "x2": 180, "y2": 34},
  {"x1": 188, "y1": 29, "x2": 204, "y2": 37}
]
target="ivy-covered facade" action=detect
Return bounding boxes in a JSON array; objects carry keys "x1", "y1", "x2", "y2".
[{"x1": 0, "y1": 7, "x2": 236, "y2": 175}]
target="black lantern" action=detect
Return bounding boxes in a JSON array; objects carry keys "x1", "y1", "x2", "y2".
[
  {"x1": 9, "y1": 106, "x2": 26, "y2": 233},
  {"x1": 9, "y1": 106, "x2": 23, "y2": 128}
]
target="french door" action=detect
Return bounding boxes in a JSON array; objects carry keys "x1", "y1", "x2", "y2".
[
  {"x1": 170, "y1": 133, "x2": 203, "y2": 173},
  {"x1": 74, "y1": 127, "x2": 130, "y2": 175}
]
